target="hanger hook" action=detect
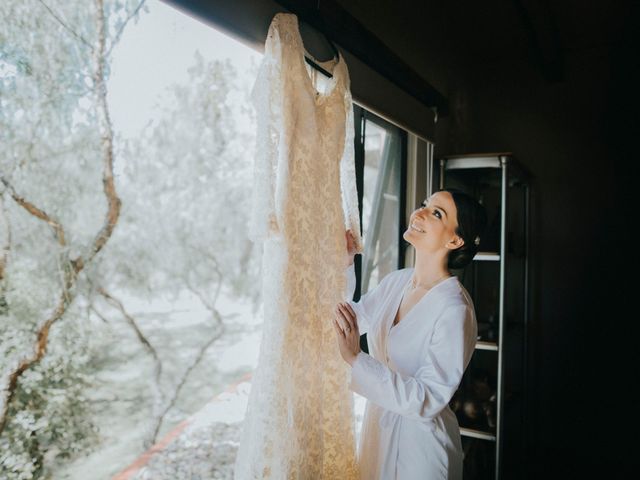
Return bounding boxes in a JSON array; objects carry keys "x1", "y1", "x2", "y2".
[{"x1": 431, "y1": 106, "x2": 438, "y2": 123}]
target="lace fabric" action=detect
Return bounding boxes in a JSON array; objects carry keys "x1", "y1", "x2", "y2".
[{"x1": 234, "y1": 13, "x2": 363, "y2": 479}]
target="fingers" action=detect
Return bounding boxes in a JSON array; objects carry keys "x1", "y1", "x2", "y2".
[
  {"x1": 338, "y1": 302, "x2": 355, "y2": 324},
  {"x1": 332, "y1": 316, "x2": 345, "y2": 337},
  {"x1": 342, "y1": 302, "x2": 356, "y2": 319},
  {"x1": 334, "y1": 307, "x2": 350, "y2": 333},
  {"x1": 345, "y1": 231, "x2": 354, "y2": 255},
  {"x1": 346, "y1": 228, "x2": 355, "y2": 244},
  {"x1": 337, "y1": 303, "x2": 356, "y2": 333}
]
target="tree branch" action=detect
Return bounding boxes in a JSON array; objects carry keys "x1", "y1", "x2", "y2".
[
  {"x1": 147, "y1": 282, "x2": 226, "y2": 446},
  {"x1": 98, "y1": 287, "x2": 162, "y2": 369},
  {"x1": 0, "y1": 0, "x2": 122, "y2": 438},
  {"x1": 0, "y1": 194, "x2": 11, "y2": 315},
  {"x1": 81, "y1": 0, "x2": 122, "y2": 271},
  {"x1": 89, "y1": 304, "x2": 110, "y2": 324},
  {"x1": 105, "y1": 0, "x2": 147, "y2": 59},
  {"x1": 97, "y1": 286, "x2": 165, "y2": 442},
  {"x1": 37, "y1": 0, "x2": 94, "y2": 51},
  {"x1": 0, "y1": 177, "x2": 67, "y2": 247}
]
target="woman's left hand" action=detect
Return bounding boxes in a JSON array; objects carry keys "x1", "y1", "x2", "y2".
[{"x1": 333, "y1": 302, "x2": 361, "y2": 365}]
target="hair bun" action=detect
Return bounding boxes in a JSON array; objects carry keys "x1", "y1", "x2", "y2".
[
  {"x1": 448, "y1": 244, "x2": 481, "y2": 270},
  {"x1": 440, "y1": 188, "x2": 488, "y2": 270}
]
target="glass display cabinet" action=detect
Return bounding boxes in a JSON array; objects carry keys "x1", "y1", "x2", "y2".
[{"x1": 438, "y1": 152, "x2": 530, "y2": 480}]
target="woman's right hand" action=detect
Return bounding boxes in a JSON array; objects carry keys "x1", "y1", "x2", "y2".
[{"x1": 345, "y1": 229, "x2": 357, "y2": 267}]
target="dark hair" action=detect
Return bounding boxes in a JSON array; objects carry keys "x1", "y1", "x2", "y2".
[{"x1": 439, "y1": 188, "x2": 488, "y2": 269}]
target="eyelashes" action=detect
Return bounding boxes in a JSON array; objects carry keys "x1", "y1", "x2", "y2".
[{"x1": 419, "y1": 201, "x2": 442, "y2": 220}]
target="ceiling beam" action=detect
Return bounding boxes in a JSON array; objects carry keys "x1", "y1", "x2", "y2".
[
  {"x1": 275, "y1": 0, "x2": 448, "y2": 117},
  {"x1": 163, "y1": 0, "x2": 448, "y2": 118}
]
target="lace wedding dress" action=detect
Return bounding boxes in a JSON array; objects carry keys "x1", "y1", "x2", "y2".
[{"x1": 233, "y1": 12, "x2": 365, "y2": 479}]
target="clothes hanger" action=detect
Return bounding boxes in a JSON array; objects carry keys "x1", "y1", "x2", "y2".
[{"x1": 301, "y1": 2, "x2": 340, "y2": 79}]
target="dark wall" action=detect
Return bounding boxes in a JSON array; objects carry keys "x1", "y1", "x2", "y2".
[
  {"x1": 440, "y1": 8, "x2": 634, "y2": 480},
  {"x1": 443, "y1": 43, "x2": 616, "y2": 479},
  {"x1": 338, "y1": 0, "x2": 634, "y2": 476}
]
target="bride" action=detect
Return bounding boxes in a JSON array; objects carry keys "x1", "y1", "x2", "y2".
[{"x1": 333, "y1": 188, "x2": 487, "y2": 479}]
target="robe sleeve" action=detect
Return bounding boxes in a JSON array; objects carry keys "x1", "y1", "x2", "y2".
[
  {"x1": 248, "y1": 19, "x2": 284, "y2": 242},
  {"x1": 339, "y1": 88, "x2": 364, "y2": 254},
  {"x1": 349, "y1": 303, "x2": 478, "y2": 420},
  {"x1": 343, "y1": 263, "x2": 393, "y2": 335}
]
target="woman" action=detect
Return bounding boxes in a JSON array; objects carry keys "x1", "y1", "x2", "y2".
[{"x1": 332, "y1": 188, "x2": 487, "y2": 479}]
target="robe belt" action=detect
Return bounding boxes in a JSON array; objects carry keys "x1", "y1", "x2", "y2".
[{"x1": 379, "y1": 409, "x2": 440, "y2": 432}]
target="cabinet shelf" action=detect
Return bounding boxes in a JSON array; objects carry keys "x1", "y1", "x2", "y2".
[
  {"x1": 460, "y1": 427, "x2": 497, "y2": 442},
  {"x1": 439, "y1": 152, "x2": 529, "y2": 187},
  {"x1": 473, "y1": 252, "x2": 500, "y2": 261},
  {"x1": 476, "y1": 340, "x2": 498, "y2": 351}
]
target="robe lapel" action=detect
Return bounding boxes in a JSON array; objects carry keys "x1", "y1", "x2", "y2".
[{"x1": 374, "y1": 272, "x2": 412, "y2": 366}]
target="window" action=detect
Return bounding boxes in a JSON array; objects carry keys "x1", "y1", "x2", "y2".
[
  {"x1": 0, "y1": 1, "x2": 263, "y2": 477},
  {"x1": 354, "y1": 106, "x2": 407, "y2": 292}
]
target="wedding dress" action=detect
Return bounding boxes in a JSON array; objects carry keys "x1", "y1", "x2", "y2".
[{"x1": 233, "y1": 12, "x2": 364, "y2": 479}]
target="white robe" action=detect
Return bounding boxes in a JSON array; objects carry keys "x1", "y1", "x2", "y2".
[{"x1": 345, "y1": 263, "x2": 478, "y2": 480}]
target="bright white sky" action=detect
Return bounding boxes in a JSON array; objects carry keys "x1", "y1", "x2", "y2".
[{"x1": 107, "y1": 0, "x2": 262, "y2": 139}]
